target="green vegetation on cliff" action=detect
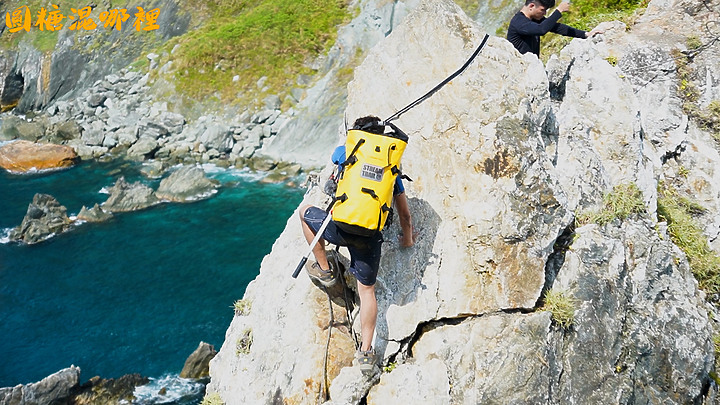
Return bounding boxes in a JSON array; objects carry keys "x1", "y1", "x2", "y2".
[
  {"x1": 165, "y1": 0, "x2": 351, "y2": 106},
  {"x1": 657, "y1": 182, "x2": 720, "y2": 293},
  {"x1": 539, "y1": 0, "x2": 650, "y2": 61},
  {"x1": 576, "y1": 183, "x2": 646, "y2": 226}
]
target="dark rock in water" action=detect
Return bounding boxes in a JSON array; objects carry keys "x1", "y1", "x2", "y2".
[
  {"x1": 0, "y1": 366, "x2": 80, "y2": 404},
  {"x1": 70, "y1": 373, "x2": 150, "y2": 405},
  {"x1": 9, "y1": 193, "x2": 73, "y2": 244},
  {"x1": 102, "y1": 177, "x2": 159, "y2": 212},
  {"x1": 77, "y1": 203, "x2": 113, "y2": 223},
  {"x1": 180, "y1": 342, "x2": 217, "y2": 379},
  {"x1": 155, "y1": 166, "x2": 219, "y2": 202}
]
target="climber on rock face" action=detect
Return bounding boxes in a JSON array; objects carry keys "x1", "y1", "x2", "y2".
[
  {"x1": 299, "y1": 116, "x2": 416, "y2": 374},
  {"x1": 506, "y1": 0, "x2": 603, "y2": 57}
]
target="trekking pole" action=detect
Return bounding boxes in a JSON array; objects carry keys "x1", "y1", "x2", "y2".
[{"x1": 292, "y1": 202, "x2": 336, "y2": 278}]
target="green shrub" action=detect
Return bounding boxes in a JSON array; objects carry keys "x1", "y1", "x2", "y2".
[
  {"x1": 686, "y1": 35, "x2": 703, "y2": 50},
  {"x1": 543, "y1": 289, "x2": 577, "y2": 328},
  {"x1": 657, "y1": 183, "x2": 720, "y2": 293},
  {"x1": 576, "y1": 183, "x2": 646, "y2": 226},
  {"x1": 233, "y1": 299, "x2": 252, "y2": 316}
]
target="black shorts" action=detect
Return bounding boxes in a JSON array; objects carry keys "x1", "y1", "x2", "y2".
[{"x1": 302, "y1": 206, "x2": 383, "y2": 286}]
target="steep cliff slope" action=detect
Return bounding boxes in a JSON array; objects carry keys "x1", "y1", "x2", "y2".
[{"x1": 207, "y1": 0, "x2": 720, "y2": 403}]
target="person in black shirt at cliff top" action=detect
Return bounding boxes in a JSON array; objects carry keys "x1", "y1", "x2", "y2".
[{"x1": 507, "y1": 0, "x2": 602, "y2": 57}]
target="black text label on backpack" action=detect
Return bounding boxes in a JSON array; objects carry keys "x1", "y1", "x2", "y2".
[{"x1": 361, "y1": 163, "x2": 384, "y2": 182}]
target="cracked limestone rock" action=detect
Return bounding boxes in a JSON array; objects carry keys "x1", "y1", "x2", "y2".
[{"x1": 207, "y1": 0, "x2": 718, "y2": 403}]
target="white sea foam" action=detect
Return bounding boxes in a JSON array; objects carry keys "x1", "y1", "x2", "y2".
[
  {"x1": 132, "y1": 374, "x2": 205, "y2": 404},
  {"x1": 200, "y1": 163, "x2": 267, "y2": 182},
  {"x1": 0, "y1": 228, "x2": 11, "y2": 244}
]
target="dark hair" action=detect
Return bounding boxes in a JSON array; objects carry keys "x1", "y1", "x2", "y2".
[
  {"x1": 525, "y1": 0, "x2": 555, "y2": 7},
  {"x1": 352, "y1": 116, "x2": 384, "y2": 134}
]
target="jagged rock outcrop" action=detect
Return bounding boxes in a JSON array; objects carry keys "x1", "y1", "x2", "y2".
[
  {"x1": 155, "y1": 165, "x2": 219, "y2": 202},
  {"x1": 207, "y1": 0, "x2": 719, "y2": 403},
  {"x1": 70, "y1": 373, "x2": 149, "y2": 405},
  {"x1": 9, "y1": 193, "x2": 73, "y2": 244},
  {"x1": 180, "y1": 342, "x2": 217, "y2": 379},
  {"x1": 77, "y1": 203, "x2": 113, "y2": 223},
  {"x1": 101, "y1": 177, "x2": 159, "y2": 212},
  {"x1": 0, "y1": 367, "x2": 151, "y2": 405},
  {"x1": 0, "y1": 366, "x2": 80, "y2": 405},
  {"x1": 0, "y1": 140, "x2": 78, "y2": 173}
]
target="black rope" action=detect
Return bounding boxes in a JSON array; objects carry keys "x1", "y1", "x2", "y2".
[
  {"x1": 319, "y1": 284, "x2": 333, "y2": 403},
  {"x1": 384, "y1": 33, "x2": 490, "y2": 124}
]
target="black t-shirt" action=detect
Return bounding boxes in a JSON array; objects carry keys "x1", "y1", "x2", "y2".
[{"x1": 506, "y1": 10, "x2": 586, "y2": 56}]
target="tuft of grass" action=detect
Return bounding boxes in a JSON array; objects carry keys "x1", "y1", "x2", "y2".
[
  {"x1": 383, "y1": 362, "x2": 397, "y2": 373},
  {"x1": 686, "y1": 35, "x2": 703, "y2": 50},
  {"x1": 657, "y1": 182, "x2": 720, "y2": 293},
  {"x1": 167, "y1": 0, "x2": 351, "y2": 107},
  {"x1": 540, "y1": 0, "x2": 650, "y2": 61},
  {"x1": 576, "y1": 183, "x2": 646, "y2": 226},
  {"x1": 605, "y1": 55, "x2": 618, "y2": 66},
  {"x1": 200, "y1": 392, "x2": 224, "y2": 405},
  {"x1": 543, "y1": 289, "x2": 577, "y2": 329},
  {"x1": 233, "y1": 299, "x2": 252, "y2": 316}
]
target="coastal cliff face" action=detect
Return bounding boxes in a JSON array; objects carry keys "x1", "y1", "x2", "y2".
[{"x1": 207, "y1": 0, "x2": 720, "y2": 404}]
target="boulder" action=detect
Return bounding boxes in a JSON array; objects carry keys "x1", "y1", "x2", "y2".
[
  {"x1": 198, "y1": 124, "x2": 234, "y2": 153},
  {"x1": 48, "y1": 120, "x2": 82, "y2": 143},
  {"x1": 9, "y1": 193, "x2": 73, "y2": 244},
  {"x1": 0, "y1": 366, "x2": 80, "y2": 404},
  {"x1": 127, "y1": 136, "x2": 159, "y2": 159},
  {"x1": 180, "y1": 342, "x2": 217, "y2": 379},
  {"x1": 0, "y1": 116, "x2": 46, "y2": 141},
  {"x1": 0, "y1": 140, "x2": 78, "y2": 173},
  {"x1": 102, "y1": 177, "x2": 159, "y2": 212},
  {"x1": 87, "y1": 93, "x2": 107, "y2": 108},
  {"x1": 155, "y1": 165, "x2": 219, "y2": 202}
]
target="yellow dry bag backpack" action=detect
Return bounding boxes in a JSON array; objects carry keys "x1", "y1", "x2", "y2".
[{"x1": 332, "y1": 121, "x2": 409, "y2": 236}]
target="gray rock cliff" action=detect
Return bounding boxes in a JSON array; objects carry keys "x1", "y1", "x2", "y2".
[{"x1": 207, "y1": 0, "x2": 720, "y2": 403}]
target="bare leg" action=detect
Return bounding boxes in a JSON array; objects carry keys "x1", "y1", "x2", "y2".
[
  {"x1": 299, "y1": 205, "x2": 329, "y2": 269},
  {"x1": 356, "y1": 281, "x2": 377, "y2": 351}
]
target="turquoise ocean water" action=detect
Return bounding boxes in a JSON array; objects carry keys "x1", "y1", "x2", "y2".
[{"x1": 0, "y1": 158, "x2": 304, "y2": 403}]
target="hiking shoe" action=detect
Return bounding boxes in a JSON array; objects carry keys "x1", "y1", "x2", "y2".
[
  {"x1": 306, "y1": 261, "x2": 337, "y2": 287},
  {"x1": 356, "y1": 347, "x2": 375, "y2": 374}
]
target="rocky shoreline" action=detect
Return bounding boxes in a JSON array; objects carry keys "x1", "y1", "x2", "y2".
[
  {"x1": 0, "y1": 342, "x2": 216, "y2": 405},
  {"x1": 0, "y1": 64, "x2": 307, "y2": 182}
]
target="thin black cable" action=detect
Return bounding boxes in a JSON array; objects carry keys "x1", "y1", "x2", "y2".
[
  {"x1": 385, "y1": 33, "x2": 490, "y2": 124},
  {"x1": 319, "y1": 284, "x2": 333, "y2": 403}
]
